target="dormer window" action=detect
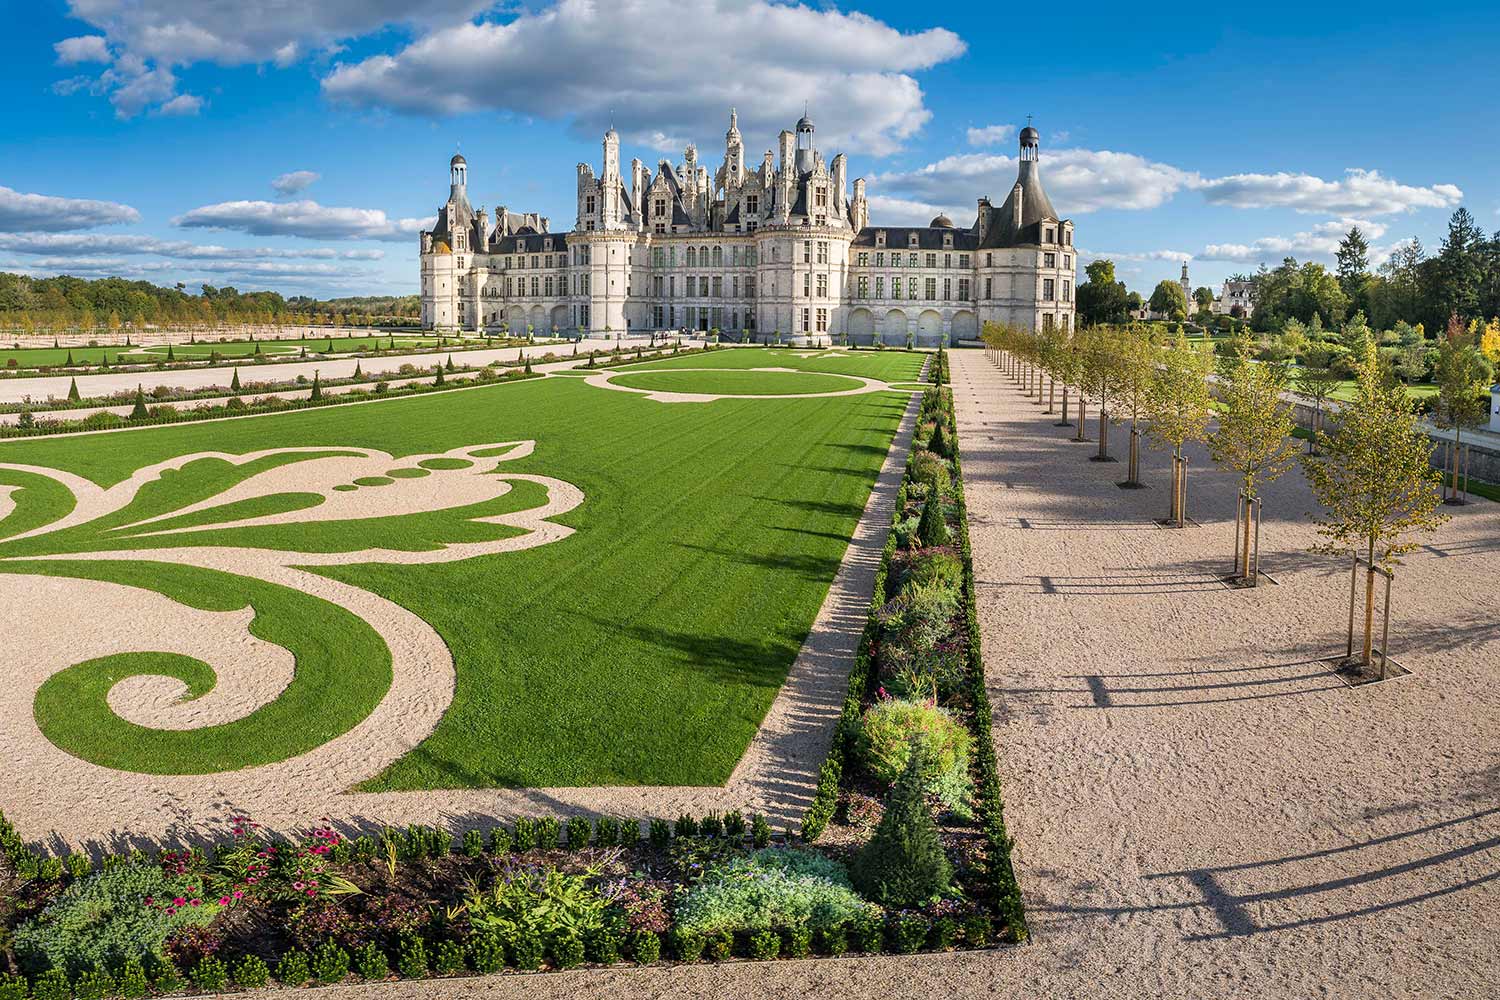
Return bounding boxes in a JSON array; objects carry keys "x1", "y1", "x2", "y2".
[
  {"x1": 908, "y1": 233, "x2": 919, "y2": 248},
  {"x1": 585, "y1": 196, "x2": 596, "y2": 214},
  {"x1": 875, "y1": 231, "x2": 886, "y2": 248},
  {"x1": 517, "y1": 240, "x2": 526, "y2": 253},
  {"x1": 544, "y1": 239, "x2": 553, "y2": 251},
  {"x1": 943, "y1": 234, "x2": 954, "y2": 249},
  {"x1": 1044, "y1": 227, "x2": 1055, "y2": 244}
]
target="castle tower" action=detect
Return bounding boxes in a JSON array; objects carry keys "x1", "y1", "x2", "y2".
[{"x1": 1180, "y1": 261, "x2": 1192, "y2": 310}]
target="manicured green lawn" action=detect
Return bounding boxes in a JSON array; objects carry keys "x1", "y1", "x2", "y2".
[
  {"x1": 0, "y1": 335, "x2": 440, "y2": 369},
  {"x1": 617, "y1": 347, "x2": 924, "y2": 381},
  {"x1": 0, "y1": 363, "x2": 908, "y2": 787},
  {"x1": 609, "y1": 369, "x2": 866, "y2": 396}
]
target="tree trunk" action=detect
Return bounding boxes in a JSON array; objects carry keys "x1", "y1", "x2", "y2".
[
  {"x1": 1128, "y1": 421, "x2": 1139, "y2": 484},
  {"x1": 1075, "y1": 398, "x2": 1088, "y2": 442},
  {"x1": 1059, "y1": 387, "x2": 1070, "y2": 426},
  {"x1": 1240, "y1": 494, "x2": 1254, "y2": 582},
  {"x1": 1362, "y1": 539, "x2": 1376, "y2": 666},
  {"x1": 1046, "y1": 377, "x2": 1055, "y2": 414},
  {"x1": 1097, "y1": 404, "x2": 1109, "y2": 459}
]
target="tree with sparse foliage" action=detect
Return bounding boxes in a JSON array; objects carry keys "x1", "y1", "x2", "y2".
[
  {"x1": 1301, "y1": 342, "x2": 1447, "y2": 668},
  {"x1": 1431, "y1": 318, "x2": 1494, "y2": 500},
  {"x1": 1078, "y1": 326, "x2": 1126, "y2": 460},
  {"x1": 1113, "y1": 325, "x2": 1157, "y2": 486},
  {"x1": 1293, "y1": 363, "x2": 1341, "y2": 454},
  {"x1": 1208, "y1": 342, "x2": 1299, "y2": 582},
  {"x1": 1146, "y1": 333, "x2": 1213, "y2": 526}
]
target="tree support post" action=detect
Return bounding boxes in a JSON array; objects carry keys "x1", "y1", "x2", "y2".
[
  {"x1": 1232, "y1": 489, "x2": 1262, "y2": 586},
  {"x1": 1073, "y1": 398, "x2": 1089, "y2": 442},
  {"x1": 1046, "y1": 377, "x2": 1056, "y2": 414},
  {"x1": 1056, "y1": 387, "x2": 1071, "y2": 427},
  {"x1": 1346, "y1": 556, "x2": 1394, "y2": 679}
]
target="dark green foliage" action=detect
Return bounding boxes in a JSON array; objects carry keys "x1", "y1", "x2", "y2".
[
  {"x1": 274, "y1": 953, "x2": 309, "y2": 989},
  {"x1": 512, "y1": 817, "x2": 536, "y2": 851},
  {"x1": 620, "y1": 819, "x2": 641, "y2": 847},
  {"x1": 929, "y1": 916, "x2": 958, "y2": 950},
  {"x1": 548, "y1": 931, "x2": 584, "y2": 970},
  {"x1": 129, "y1": 386, "x2": 149, "y2": 420},
  {"x1": 565, "y1": 815, "x2": 591, "y2": 850},
  {"x1": 674, "y1": 814, "x2": 699, "y2": 838},
  {"x1": 354, "y1": 943, "x2": 388, "y2": 981},
  {"x1": 461, "y1": 828, "x2": 485, "y2": 858},
  {"x1": 507, "y1": 929, "x2": 544, "y2": 971},
  {"x1": 73, "y1": 968, "x2": 112, "y2": 1000},
  {"x1": 723, "y1": 810, "x2": 746, "y2": 840},
  {"x1": 814, "y1": 924, "x2": 847, "y2": 956},
  {"x1": 852, "y1": 914, "x2": 884, "y2": 953},
  {"x1": 534, "y1": 817, "x2": 560, "y2": 850},
  {"x1": 432, "y1": 365, "x2": 444, "y2": 386},
  {"x1": 648, "y1": 818, "x2": 670, "y2": 848},
  {"x1": 467, "y1": 933, "x2": 503, "y2": 974},
  {"x1": 751, "y1": 813, "x2": 772, "y2": 849},
  {"x1": 353, "y1": 836, "x2": 377, "y2": 862},
  {"x1": 962, "y1": 914, "x2": 993, "y2": 947},
  {"x1": 116, "y1": 960, "x2": 147, "y2": 1000},
  {"x1": 310, "y1": 941, "x2": 350, "y2": 984},
  {"x1": 488, "y1": 826, "x2": 512, "y2": 855},
  {"x1": 309, "y1": 371, "x2": 322, "y2": 400},
  {"x1": 781, "y1": 924, "x2": 812, "y2": 959},
  {"x1": 916, "y1": 488, "x2": 949, "y2": 547},
  {"x1": 445, "y1": 355, "x2": 456, "y2": 372},
  {"x1": 66, "y1": 379, "x2": 80, "y2": 403},
  {"x1": 228, "y1": 368, "x2": 240, "y2": 391},
  {"x1": 230, "y1": 955, "x2": 268, "y2": 989},
  {"x1": 29, "y1": 970, "x2": 68, "y2": 1000},
  {"x1": 593, "y1": 816, "x2": 620, "y2": 847},
  {"x1": 929, "y1": 419, "x2": 948, "y2": 458},
  {"x1": 703, "y1": 930, "x2": 733, "y2": 962},
  {"x1": 0, "y1": 974, "x2": 27, "y2": 1000},
  {"x1": 191, "y1": 957, "x2": 228, "y2": 992},
  {"x1": 147, "y1": 958, "x2": 180, "y2": 993},
  {"x1": 747, "y1": 929, "x2": 779, "y2": 960},
  {"x1": 699, "y1": 812, "x2": 723, "y2": 838},
  {"x1": 432, "y1": 939, "x2": 465, "y2": 975},
  {"x1": 888, "y1": 914, "x2": 929, "y2": 954},
  {"x1": 667, "y1": 929, "x2": 704, "y2": 962},
  {"x1": 582, "y1": 924, "x2": 623, "y2": 965},
  {"x1": 628, "y1": 931, "x2": 660, "y2": 965},
  {"x1": 851, "y1": 743, "x2": 952, "y2": 907},
  {"x1": 402, "y1": 824, "x2": 451, "y2": 860}
]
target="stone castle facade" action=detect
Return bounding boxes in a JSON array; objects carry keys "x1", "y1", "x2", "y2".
[{"x1": 419, "y1": 112, "x2": 1075, "y2": 343}]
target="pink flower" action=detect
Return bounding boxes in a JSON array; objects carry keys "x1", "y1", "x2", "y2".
[
  {"x1": 173, "y1": 897, "x2": 186, "y2": 906},
  {"x1": 144, "y1": 896, "x2": 154, "y2": 904},
  {"x1": 233, "y1": 891, "x2": 245, "y2": 900},
  {"x1": 190, "y1": 899, "x2": 201, "y2": 907},
  {"x1": 305, "y1": 889, "x2": 317, "y2": 897},
  {"x1": 218, "y1": 896, "x2": 230, "y2": 906},
  {"x1": 293, "y1": 881, "x2": 306, "y2": 891}
]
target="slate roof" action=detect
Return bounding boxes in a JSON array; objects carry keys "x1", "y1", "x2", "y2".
[
  {"x1": 489, "y1": 230, "x2": 568, "y2": 254},
  {"x1": 851, "y1": 226, "x2": 981, "y2": 251},
  {"x1": 979, "y1": 160, "x2": 1061, "y2": 249}
]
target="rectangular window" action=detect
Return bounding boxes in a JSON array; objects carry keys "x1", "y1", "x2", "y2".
[
  {"x1": 744, "y1": 276, "x2": 756, "y2": 296},
  {"x1": 1043, "y1": 278, "x2": 1055, "y2": 300},
  {"x1": 817, "y1": 241, "x2": 828, "y2": 264},
  {"x1": 669, "y1": 275, "x2": 676, "y2": 297},
  {"x1": 959, "y1": 254, "x2": 969, "y2": 268},
  {"x1": 586, "y1": 196, "x2": 596, "y2": 214},
  {"x1": 732, "y1": 276, "x2": 739, "y2": 298},
  {"x1": 1043, "y1": 313, "x2": 1055, "y2": 332},
  {"x1": 959, "y1": 278, "x2": 970, "y2": 300},
  {"x1": 857, "y1": 252, "x2": 869, "y2": 267},
  {"x1": 816, "y1": 308, "x2": 828, "y2": 332},
  {"x1": 909, "y1": 277, "x2": 919, "y2": 299},
  {"x1": 875, "y1": 276, "x2": 884, "y2": 298},
  {"x1": 1063, "y1": 279, "x2": 1072, "y2": 302},
  {"x1": 801, "y1": 308, "x2": 810, "y2": 332},
  {"x1": 1044, "y1": 252, "x2": 1056, "y2": 268},
  {"x1": 746, "y1": 195, "x2": 758, "y2": 215},
  {"x1": 1063, "y1": 255, "x2": 1071, "y2": 269},
  {"x1": 747, "y1": 248, "x2": 757, "y2": 266},
  {"x1": 712, "y1": 276, "x2": 722, "y2": 298},
  {"x1": 908, "y1": 253, "x2": 918, "y2": 267},
  {"x1": 943, "y1": 278, "x2": 951, "y2": 301},
  {"x1": 1045, "y1": 228, "x2": 1054, "y2": 243},
  {"x1": 803, "y1": 272, "x2": 811, "y2": 297},
  {"x1": 544, "y1": 276, "x2": 553, "y2": 296},
  {"x1": 803, "y1": 241, "x2": 812, "y2": 263},
  {"x1": 531, "y1": 276, "x2": 540, "y2": 296},
  {"x1": 985, "y1": 277, "x2": 993, "y2": 298},
  {"x1": 654, "y1": 199, "x2": 666, "y2": 216},
  {"x1": 925, "y1": 277, "x2": 936, "y2": 300},
  {"x1": 925, "y1": 253, "x2": 937, "y2": 269},
  {"x1": 817, "y1": 274, "x2": 828, "y2": 297},
  {"x1": 892, "y1": 277, "x2": 902, "y2": 299},
  {"x1": 876, "y1": 252, "x2": 885, "y2": 267},
  {"x1": 653, "y1": 275, "x2": 664, "y2": 296},
  {"x1": 858, "y1": 276, "x2": 868, "y2": 298}
]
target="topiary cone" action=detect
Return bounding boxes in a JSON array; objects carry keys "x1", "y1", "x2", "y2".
[
  {"x1": 850, "y1": 741, "x2": 952, "y2": 906},
  {"x1": 917, "y1": 488, "x2": 949, "y2": 547}
]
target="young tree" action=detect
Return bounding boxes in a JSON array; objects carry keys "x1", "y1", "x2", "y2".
[
  {"x1": 1302, "y1": 342, "x2": 1447, "y2": 669},
  {"x1": 1208, "y1": 343, "x2": 1298, "y2": 583},
  {"x1": 1146, "y1": 332, "x2": 1213, "y2": 526},
  {"x1": 1113, "y1": 325, "x2": 1157, "y2": 486},
  {"x1": 1293, "y1": 362, "x2": 1341, "y2": 455},
  {"x1": 1431, "y1": 318, "x2": 1495, "y2": 501},
  {"x1": 850, "y1": 741, "x2": 952, "y2": 907},
  {"x1": 1193, "y1": 286, "x2": 1215, "y2": 312},
  {"x1": 1079, "y1": 326, "x2": 1125, "y2": 461},
  {"x1": 1076, "y1": 259, "x2": 1130, "y2": 326}
]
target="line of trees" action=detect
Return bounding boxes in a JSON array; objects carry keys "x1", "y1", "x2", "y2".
[
  {"x1": 0, "y1": 273, "x2": 421, "y2": 337},
  {"x1": 982, "y1": 320, "x2": 1450, "y2": 667}
]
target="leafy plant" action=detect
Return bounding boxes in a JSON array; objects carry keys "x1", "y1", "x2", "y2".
[
  {"x1": 857, "y1": 698, "x2": 972, "y2": 815},
  {"x1": 230, "y1": 955, "x2": 269, "y2": 989},
  {"x1": 751, "y1": 814, "x2": 772, "y2": 849},
  {"x1": 629, "y1": 930, "x2": 661, "y2": 965},
  {"x1": 116, "y1": 959, "x2": 148, "y2": 998},
  {"x1": 674, "y1": 814, "x2": 699, "y2": 838},
  {"x1": 889, "y1": 913, "x2": 929, "y2": 954},
  {"x1": 723, "y1": 811, "x2": 746, "y2": 840},
  {"x1": 548, "y1": 931, "x2": 584, "y2": 970},
  {"x1": 565, "y1": 816, "x2": 591, "y2": 850},
  {"x1": 672, "y1": 850, "x2": 878, "y2": 936},
  {"x1": 309, "y1": 941, "x2": 350, "y2": 984},
  {"x1": 699, "y1": 812, "x2": 723, "y2": 838},
  {"x1": 488, "y1": 826, "x2": 513, "y2": 855},
  {"x1": 191, "y1": 956, "x2": 228, "y2": 992},
  {"x1": 703, "y1": 930, "x2": 733, "y2": 962},
  {"x1": 747, "y1": 929, "x2": 780, "y2": 960},
  {"x1": 534, "y1": 818, "x2": 560, "y2": 850},
  {"x1": 582, "y1": 923, "x2": 624, "y2": 964},
  {"x1": 354, "y1": 942, "x2": 388, "y2": 980},
  {"x1": 465, "y1": 863, "x2": 610, "y2": 942},
  {"x1": 781, "y1": 923, "x2": 812, "y2": 959},
  {"x1": 667, "y1": 928, "x2": 704, "y2": 962},
  {"x1": 648, "y1": 819, "x2": 671, "y2": 849},
  {"x1": 508, "y1": 929, "x2": 544, "y2": 970},
  {"x1": 963, "y1": 914, "x2": 993, "y2": 947},
  {"x1": 593, "y1": 817, "x2": 620, "y2": 848},
  {"x1": 0, "y1": 974, "x2": 28, "y2": 1000},
  {"x1": 274, "y1": 951, "x2": 310, "y2": 987},
  {"x1": 814, "y1": 923, "x2": 848, "y2": 956},
  {"x1": 73, "y1": 968, "x2": 113, "y2": 1000},
  {"x1": 29, "y1": 970, "x2": 69, "y2": 1000},
  {"x1": 461, "y1": 829, "x2": 485, "y2": 858},
  {"x1": 916, "y1": 488, "x2": 949, "y2": 547},
  {"x1": 433, "y1": 939, "x2": 466, "y2": 975},
  {"x1": 850, "y1": 748, "x2": 953, "y2": 908},
  {"x1": 13, "y1": 863, "x2": 221, "y2": 976},
  {"x1": 513, "y1": 818, "x2": 536, "y2": 852},
  {"x1": 396, "y1": 936, "x2": 428, "y2": 979},
  {"x1": 467, "y1": 932, "x2": 503, "y2": 974}
]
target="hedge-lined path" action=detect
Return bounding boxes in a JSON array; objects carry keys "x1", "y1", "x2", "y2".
[{"x1": 944, "y1": 347, "x2": 1500, "y2": 998}]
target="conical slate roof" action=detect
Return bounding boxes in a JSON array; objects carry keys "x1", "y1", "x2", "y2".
[{"x1": 980, "y1": 159, "x2": 1059, "y2": 249}]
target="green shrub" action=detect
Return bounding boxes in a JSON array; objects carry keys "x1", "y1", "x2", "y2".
[
  {"x1": 674, "y1": 814, "x2": 699, "y2": 838},
  {"x1": 310, "y1": 941, "x2": 350, "y2": 984},
  {"x1": 699, "y1": 812, "x2": 723, "y2": 838},
  {"x1": 534, "y1": 817, "x2": 560, "y2": 850},
  {"x1": 746, "y1": 929, "x2": 779, "y2": 960},
  {"x1": 191, "y1": 957, "x2": 228, "y2": 992},
  {"x1": 512, "y1": 818, "x2": 537, "y2": 851},
  {"x1": 548, "y1": 931, "x2": 584, "y2": 970},
  {"x1": 274, "y1": 951, "x2": 310, "y2": 987},
  {"x1": 354, "y1": 943, "x2": 388, "y2": 980},
  {"x1": 888, "y1": 914, "x2": 929, "y2": 954},
  {"x1": 672, "y1": 849, "x2": 879, "y2": 936},
  {"x1": 29, "y1": 970, "x2": 68, "y2": 1000},
  {"x1": 648, "y1": 818, "x2": 671, "y2": 848},
  {"x1": 628, "y1": 930, "x2": 660, "y2": 965},
  {"x1": 593, "y1": 817, "x2": 620, "y2": 847},
  {"x1": 850, "y1": 748, "x2": 953, "y2": 908},
  {"x1": 962, "y1": 914, "x2": 993, "y2": 947},
  {"x1": 465, "y1": 866, "x2": 609, "y2": 943},
  {"x1": 0, "y1": 974, "x2": 25, "y2": 1000},
  {"x1": 703, "y1": 931, "x2": 732, "y2": 962},
  {"x1": 507, "y1": 929, "x2": 544, "y2": 971},
  {"x1": 433, "y1": 939, "x2": 466, "y2": 975},
  {"x1": 814, "y1": 924, "x2": 847, "y2": 956},
  {"x1": 230, "y1": 955, "x2": 269, "y2": 989},
  {"x1": 148, "y1": 958, "x2": 181, "y2": 994},
  {"x1": 928, "y1": 420, "x2": 949, "y2": 458},
  {"x1": 723, "y1": 811, "x2": 746, "y2": 840},
  {"x1": 461, "y1": 829, "x2": 485, "y2": 858},
  {"x1": 63, "y1": 855, "x2": 91, "y2": 879},
  {"x1": 903, "y1": 550, "x2": 963, "y2": 593},
  {"x1": 116, "y1": 959, "x2": 147, "y2": 999},
  {"x1": 353, "y1": 836, "x2": 377, "y2": 862},
  {"x1": 73, "y1": 968, "x2": 112, "y2": 1000},
  {"x1": 667, "y1": 929, "x2": 704, "y2": 962},
  {"x1": 857, "y1": 698, "x2": 972, "y2": 815},
  {"x1": 13, "y1": 863, "x2": 221, "y2": 976},
  {"x1": 488, "y1": 826, "x2": 512, "y2": 855},
  {"x1": 583, "y1": 923, "x2": 623, "y2": 965},
  {"x1": 620, "y1": 819, "x2": 641, "y2": 847},
  {"x1": 781, "y1": 924, "x2": 812, "y2": 959},
  {"x1": 565, "y1": 816, "x2": 591, "y2": 850},
  {"x1": 909, "y1": 450, "x2": 950, "y2": 495},
  {"x1": 916, "y1": 489, "x2": 950, "y2": 547},
  {"x1": 467, "y1": 933, "x2": 504, "y2": 974},
  {"x1": 750, "y1": 814, "x2": 772, "y2": 849},
  {"x1": 396, "y1": 936, "x2": 428, "y2": 979}
]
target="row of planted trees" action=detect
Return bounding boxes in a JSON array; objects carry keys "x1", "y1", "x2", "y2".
[{"x1": 981, "y1": 321, "x2": 1449, "y2": 674}]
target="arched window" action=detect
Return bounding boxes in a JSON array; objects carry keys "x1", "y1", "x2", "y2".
[
  {"x1": 687, "y1": 247, "x2": 697, "y2": 267},
  {"x1": 712, "y1": 246, "x2": 723, "y2": 266}
]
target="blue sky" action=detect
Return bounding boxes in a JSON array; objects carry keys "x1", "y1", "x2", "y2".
[{"x1": 3, "y1": 0, "x2": 1497, "y2": 300}]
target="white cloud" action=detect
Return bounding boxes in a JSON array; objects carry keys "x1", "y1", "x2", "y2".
[
  {"x1": 1080, "y1": 248, "x2": 1192, "y2": 264},
  {"x1": 0, "y1": 186, "x2": 141, "y2": 232},
  {"x1": 271, "y1": 170, "x2": 321, "y2": 195},
  {"x1": 965, "y1": 124, "x2": 1014, "y2": 147},
  {"x1": 1197, "y1": 168, "x2": 1462, "y2": 216},
  {"x1": 875, "y1": 148, "x2": 1198, "y2": 216},
  {"x1": 322, "y1": 0, "x2": 966, "y2": 155},
  {"x1": 172, "y1": 199, "x2": 429, "y2": 241},
  {"x1": 54, "y1": 35, "x2": 110, "y2": 64},
  {"x1": 866, "y1": 195, "x2": 964, "y2": 228},
  {"x1": 153, "y1": 93, "x2": 204, "y2": 116},
  {"x1": 0, "y1": 232, "x2": 384, "y2": 261},
  {"x1": 1198, "y1": 218, "x2": 1392, "y2": 264}
]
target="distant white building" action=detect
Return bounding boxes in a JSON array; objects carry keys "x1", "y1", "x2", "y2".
[{"x1": 418, "y1": 113, "x2": 1076, "y2": 343}]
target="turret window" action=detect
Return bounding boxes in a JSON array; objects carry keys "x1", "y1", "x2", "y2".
[
  {"x1": 1044, "y1": 228, "x2": 1055, "y2": 244},
  {"x1": 746, "y1": 195, "x2": 759, "y2": 215},
  {"x1": 1044, "y1": 253, "x2": 1056, "y2": 268}
]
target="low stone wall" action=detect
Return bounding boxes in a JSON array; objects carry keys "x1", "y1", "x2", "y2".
[{"x1": 1286, "y1": 396, "x2": 1500, "y2": 486}]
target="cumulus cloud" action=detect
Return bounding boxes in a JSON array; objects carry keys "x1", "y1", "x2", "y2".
[
  {"x1": 172, "y1": 199, "x2": 431, "y2": 241},
  {"x1": 0, "y1": 186, "x2": 141, "y2": 232},
  {"x1": 54, "y1": 35, "x2": 110, "y2": 64},
  {"x1": 0, "y1": 232, "x2": 384, "y2": 261},
  {"x1": 866, "y1": 195, "x2": 964, "y2": 228},
  {"x1": 271, "y1": 170, "x2": 321, "y2": 195},
  {"x1": 322, "y1": 0, "x2": 965, "y2": 155},
  {"x1": 1198, "y1": 218, "x2": 1393, "y2": 264},
  {"x1": 1080, "y1": 248, "x2": 1193, "y2": 264},
  {"x1": 965, "y1": 124, "x2": 1014, "y2": 147},
  {"x1": 153, "y1": 93, "x2": 204, "y2": 116},
  {"x1": 1198, "y1": 168, "x2": 1462, "y2": 216},
  {"x1": 874, "y1": 148, "x2": 1198, "y2": 216}
]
